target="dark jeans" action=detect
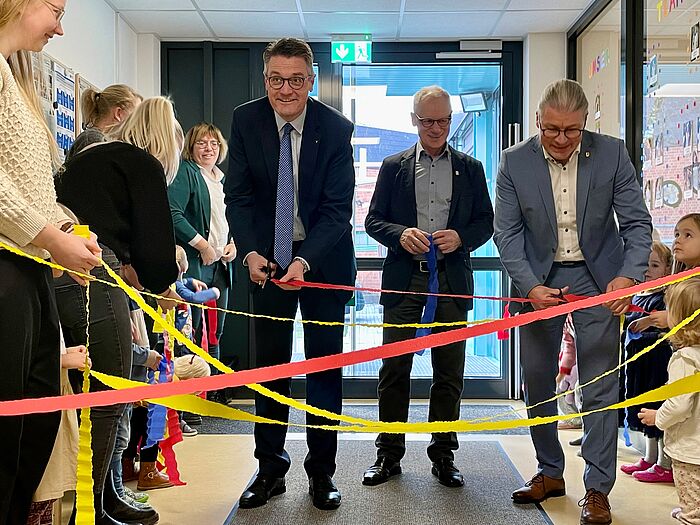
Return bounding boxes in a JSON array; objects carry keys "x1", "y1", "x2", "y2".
[
  {"x1": 251, "y1": 269, "x2": 346, "y2": 478},
  {"x1": 0, "y1": 251, "x2": 61, "y2": 525},
  {"x1": 54, "y1": 248, "x2": 132, "y2": 495},
  {"x1": 191, "y1": 261, "x2": 229, "y2": 366},
  {"x1": 376, "y1": 268, "x2": 467, "y2": 462}
]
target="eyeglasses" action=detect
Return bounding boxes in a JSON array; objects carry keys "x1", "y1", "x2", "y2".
[
  {"x1": 541, "y1": 127, "x2": 584, "y2": 139},
  {"x1": 41, "y1": 0, "x2": 65, "y2": 24},
  {"x1": 265, "y1": 75, "x2": 313, "y2": 90},
  {"x1": 414, "y1": 114, "x2": 452, "y2": 129},
  {"x1": 195, "y1": 140, "x2": 220, "y2": 149}
]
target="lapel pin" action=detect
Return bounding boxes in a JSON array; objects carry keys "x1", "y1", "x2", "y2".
[{"x1": 585, "y1": 151, "x2": 590, "y2": 158}]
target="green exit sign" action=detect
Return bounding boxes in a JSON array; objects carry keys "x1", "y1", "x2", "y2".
[{"x1": 331, "y1": 35, "x2": 372, "y2": 63}]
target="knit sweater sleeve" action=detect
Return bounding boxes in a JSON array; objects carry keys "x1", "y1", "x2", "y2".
[{"x1": 0, "y1": 162, "x2": 49, "y2": 247}]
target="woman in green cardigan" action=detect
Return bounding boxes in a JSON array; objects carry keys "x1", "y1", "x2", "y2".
[{"x1": 168, "y1": 123, "x2": 235, "y2": 373}]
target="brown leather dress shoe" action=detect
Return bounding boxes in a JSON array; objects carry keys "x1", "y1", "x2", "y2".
[
  {"x1": 579, "y1": 489, "x2": 612, "y2": 525},
  {"x1": 512, "y1": 473, "x2": 566, "y2": 504}
]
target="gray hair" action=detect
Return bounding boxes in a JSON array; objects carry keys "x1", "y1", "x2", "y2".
[
  {"x1": 538, "y1": 79, "x2": 588, "y2": 115},
  {"x1": 413, "y1": 85, "x2": 451, "y2": 112}
]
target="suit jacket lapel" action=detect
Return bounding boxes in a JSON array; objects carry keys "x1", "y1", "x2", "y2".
[
  {"x1": 260, "y1": 101, "x2": 280, "y2": 186},
  {"x1": 299, "y1": 99, "x2": 320, "y2": 196},
  {"x1": 400, "y1": 147, "x2": 418, "y2": 227},
  {"x1": 531, "y1": 137, "x2": 557, "y2": 238},
  {"x1": 447, "y1": 147, "x2": 463, "y2": 224},
  {"x1": 576, "y1": 132, "x2": 593, "y2": 233}
]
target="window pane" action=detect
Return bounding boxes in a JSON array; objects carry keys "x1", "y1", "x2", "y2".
[{"x1": 291, "y1": 270, "x2": 503, "y2": 379}]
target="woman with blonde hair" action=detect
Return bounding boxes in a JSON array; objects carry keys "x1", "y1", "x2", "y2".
[
  {"x1": 65, "y1": 83, "x2": 142, "y2": 161},
  {"x1": 168, "y1": 123, "x2": 235, "y2": 395},
  {"x1": 0, "y1": 0, "x2": 102, "y2": 522},
  {"x1": 54, "y1": 96, "x2": 181, "y2": 525}
]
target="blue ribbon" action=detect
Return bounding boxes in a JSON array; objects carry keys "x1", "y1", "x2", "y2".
[
  {"x1": 415, "y1": 237, "x2": 438, "y2": 355},
  {"x1": 145, "y1": 358, "x2": 170, "y2": 448}
]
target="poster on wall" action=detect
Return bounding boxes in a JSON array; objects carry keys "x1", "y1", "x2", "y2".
[
  {"x1": 594, "y1": 94, "x2": 601, "y2": 121},
  {"x1": 663, "y1": 180, "x2": 682, "y2": 208},
  {"x1": 53, "y1": 62, "x2": 75, "y2": 160},
  {"x1": 654, "y1": 176, "x2": 664, "y2": 208},
  {"x1": 692, "y1": 23, "x2": 700, "y2": 62},
  {"x1": 643, "y1": 138, "x2": 652, "y2": 170},
  {"x1": 31, "y1": 51, "x2": 54, "y2": 134},
  {"x1": 654, "y1": 133, "x2": 664, "y2": 165},
  {"x1": 649, "y1": 54, "x2": 659, "y2": 88},
  {"x1": 684, "y1": 163, "x2": 694, "y2": 199},
  {"x1": 645, "y1": 178, "x2": 653, "y2": 209},
  {"x1": 684, "y1": 120, "x2": 693, "y2": 156}
]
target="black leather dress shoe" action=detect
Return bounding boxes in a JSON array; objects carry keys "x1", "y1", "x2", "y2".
[
  {"x1": 362, "y1": 457, "x2": 402, "y2": 486},
  {"x1": 309, "y1": 474, "x2": 341, "y2": 510},
  {"x1": 431, "y1": 458, "x2": 465, "y2": 487},
  {"x1": 239, "y1": 475, "x2": 286, "y2": 509}
]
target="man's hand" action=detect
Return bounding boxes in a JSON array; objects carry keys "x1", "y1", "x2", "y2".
[
  {"x1": 629, "y1": 310, "x2": 669, "y2": 333},
  {"x1": 604, "y1": 277, "x2": 635, "y2": 315},
  {"x1": 277, "y1": 260, "x2": 305, "y2": 291},
  {"x1": 400, "y1": 227, "x2": 430, "y2": 255},
  {"x1": 246, "y1": 252, "x2": 277, "y2": 284},
  {"x1": 433, "y1": 229, "x2": 462, "y2": 254},
  {"x1": 190, "y1": 278, "x2": 208, "y2": 292},
  {"x1": 527, "y1": 285, "x2": 569, "y2": 310},
  {"x1": 221, "y1": 242, "x2": 237, "y2": 263},
  {"x1": 638, "y1": 408, "x2": 657, "y2": 426}
]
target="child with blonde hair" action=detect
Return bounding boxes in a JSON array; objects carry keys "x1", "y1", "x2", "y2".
[{"x1": 639, "y1": 277, "x2": 700, "y2": 524}]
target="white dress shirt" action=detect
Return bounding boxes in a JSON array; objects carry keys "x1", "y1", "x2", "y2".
[{"x1": 543, "y1": 144, "x2": 584, "y2": 261}]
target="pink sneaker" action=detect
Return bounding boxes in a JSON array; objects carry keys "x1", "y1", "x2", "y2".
[
  {"x1": 620, "y1": 458, "x2": 653, "y2": 475},
  {"x1": 632, "y1": 464, "x2": 674, "y2": 483}
]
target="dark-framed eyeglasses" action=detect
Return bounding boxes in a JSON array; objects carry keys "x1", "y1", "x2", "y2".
[
  {"x1": 265, "y1": 75, "x2": 313, "y2": 90},
  {"x1": 541, "y1": 127, "x2": 584, "y2": 139},
  {"x1": 414, "y1": 114, "x2": 452, "y2": 129},
  {"x1": 41, "y1": 0, "x2": 65, "y2": 24}
]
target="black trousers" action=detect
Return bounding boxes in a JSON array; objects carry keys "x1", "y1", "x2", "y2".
[
  {"x1": 376, "y1": 268, "x2": 467, "y2": 462},
  {"x1": 251, "y1": 269, "x2": 346, "y2": 478},
  {"x1": 54, "y1": 248, "x2": 132, "y2": 496},
  {"x1": 124, "y1": 405, "x2": 158, "y2": 462},
  {"x1": 0, "y1": 251, "x2": 61, "y2": 525}
]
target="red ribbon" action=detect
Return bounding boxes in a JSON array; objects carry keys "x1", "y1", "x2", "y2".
[{"x1": 0, "y1": 268, "x2": 695, "y2": 416}]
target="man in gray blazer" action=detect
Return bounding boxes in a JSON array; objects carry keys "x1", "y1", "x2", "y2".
[{"x1": 494, "y1": 79, "x2": 652, "y2": 525}]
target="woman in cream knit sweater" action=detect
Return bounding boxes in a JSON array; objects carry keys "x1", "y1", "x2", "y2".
[{"x1": 0, "y1": 1, "x2": 101, "y2": 523}]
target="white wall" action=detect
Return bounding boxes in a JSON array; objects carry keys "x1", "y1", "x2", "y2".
[
  {"x1": 44, "y1": 0, "x2": 138, "y2": 90},
  {"x1": 136, "y1": 34, "x2": 162, "y2": 99},
  {"x1": 523, "y1": 32, "x2": 567, "y2": 139}
]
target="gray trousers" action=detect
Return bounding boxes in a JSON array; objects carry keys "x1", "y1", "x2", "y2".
[{"x1": 519, "y1": 263, "x2": 619, "y2": 493}]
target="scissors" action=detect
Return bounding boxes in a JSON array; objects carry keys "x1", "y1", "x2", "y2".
[{"x1": 260, "y1": 261, "x2": 272, "y2": 289}]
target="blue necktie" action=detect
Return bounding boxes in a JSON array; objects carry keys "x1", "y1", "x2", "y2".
[{"x1": 274, "y1": 123, "x2": 295, "y2": 269}]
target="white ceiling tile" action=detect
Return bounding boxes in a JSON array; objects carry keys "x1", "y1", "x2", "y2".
[
  {"x1": 109, "y1": 0, "x2": 194, "y2": 9},
  {"x1": 194, "y1": 0, "x2": 297, "y2": 11},
  {"x1": 304, "y1": 13, "x2": 398, "y2": 39},
  {"x1": 507, "y1": 0, "x2": 593, "y2": 10},
  {"x1": 120, "y1": 10, "x2": 213, "y2": 38},
  {"x1": 404, "y1": 0, "x2": 508, "y2": 11},
  {"x1": 301, "y1": 0, "x2": 400, "y2": 12},
  {"x1": 400, "y1": 12, "x2": 501, "y2": 39},
  {"x1": 493, "y1": 10, "x2": 583, "y2": 37},
  {"x1": 203, "y1": 11, "x2": 304, "y2": 39}
]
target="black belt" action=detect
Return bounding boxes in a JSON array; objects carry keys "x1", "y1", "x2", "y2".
[
  {"x1": 415, "y1": 260, "x2": 446, "y2": 273},
  {"x1": 552, "y1": 260, "x2": 586, "y2": 267}
]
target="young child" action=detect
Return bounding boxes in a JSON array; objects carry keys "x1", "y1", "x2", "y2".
[
  {"x1": 639, "y1": 277, "x2": 700, "y2": 524},
  {"x1": 27, "y1": 335, "x2": 90, "y2": 525},
  {"x1": 620, "y1": 241, "x2": 674, "y2": 482},
  {"x1": 173, "y1": 245, "x2": 219, "y2": 353},
  {"x1": 556, "y1": 315, "x2": 582, "y2": 430}
]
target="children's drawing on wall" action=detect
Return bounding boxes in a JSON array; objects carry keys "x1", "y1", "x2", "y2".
[
  {"x1": 654, "y1": 176, "x2": 664, "y2": 208},
  {"x1": 654, "y1": 133, "x2": 664, "y2": 165},
  {"x1": 684, "y1": 120, "x2": 693, "y2": 156}
]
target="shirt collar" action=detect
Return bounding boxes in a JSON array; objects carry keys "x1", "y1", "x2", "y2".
[
  {"x1": 274, "y1": 106, "x2": 307, "y2": 135},
  {"x1": 197, "y1": 163, "x2": 224, "y2": 183},
  {"x1": 416, "y1": 140, "x2": 451, "y2": 162},
  {"x1": 543, "y1": 143, "x2": 581, "y2": 167}
]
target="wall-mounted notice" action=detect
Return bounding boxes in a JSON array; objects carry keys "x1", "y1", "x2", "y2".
[{"x1": 53, "y1": 62, "x2": 75, "y2": 159}]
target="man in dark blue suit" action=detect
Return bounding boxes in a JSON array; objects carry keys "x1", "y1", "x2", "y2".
[
  {"x1": 363, "y1": 86, "x2": 494, "y2": 487},
  {"x1": 224, "y1": 38, "x2": 355, "y2": 511}
]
